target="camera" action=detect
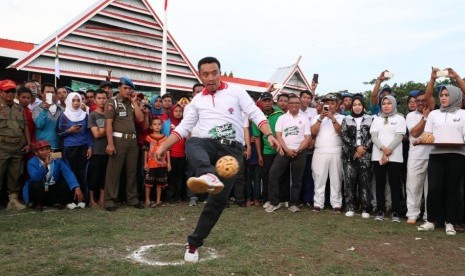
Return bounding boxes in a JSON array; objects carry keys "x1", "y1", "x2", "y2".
[
  {"x1": 323, "y1": 105, "x2": 329, "y2": 112},
  {"x1": 436, "y1": 69, "x2": 449, "y2": 77},
  {"x1": 143, "y1": 103, "x2": 151, "y2": 109}
]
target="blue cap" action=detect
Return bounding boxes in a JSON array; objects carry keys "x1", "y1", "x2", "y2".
[
  {"x1": 408, "y1": 90, "x2": 420, "y2": 97},
  {"x1": 119, "y1": 77, "x2": 135, "y2": 89}
]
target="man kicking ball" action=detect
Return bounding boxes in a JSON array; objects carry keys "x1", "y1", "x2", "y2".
[{"x1": 156, "y1": 57, "x2": 280, "y2": 263}]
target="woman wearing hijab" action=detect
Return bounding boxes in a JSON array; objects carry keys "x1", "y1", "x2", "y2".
[
  {"x1": 418, "y1": 85, "x2": 465, "y2": 235},
  {"x1": 57, "y1": 92, "x2": 93, "y2": 207},
  {"x1": 150, "y1": 95, "x2": 164, "y2": 117},
  {"x1": 370, "y1": 95, "x2": 406, "y2": 222},
  {"x1": 162, "y1": 104, "x2": 186, "y2": 202},
  {"x1": 341, "y1": 95, "x2": 374, "y2": 218}
]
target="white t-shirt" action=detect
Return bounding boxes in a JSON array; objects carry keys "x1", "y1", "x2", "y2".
[
  {"x1": 354, "y1": 117, "x2": 363, "y2": 146},
  {"x1": 173, "y1": 83, "x2": 267, "y2": 144},
  {"x1": 370, "y1": 114, "x2": 406, "y2": 162},
  {"x1": 275, "y1": 111, "x2": 311, "y2": 150},
  {"x1": 424, "y1": 109, "x2": 465, "y2": 155},
  {"x1": 311, "y1": 114, "x2": 344, "y2": 154},
  {"x1": 300, "y1": 107, "x2": 317, "y2": 124},
  {"x1": 406, "y1": 110, "x2": 431, "y2": 160}
]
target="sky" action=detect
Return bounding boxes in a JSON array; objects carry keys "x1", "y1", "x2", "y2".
[{"x1": 1, "y1": 0, "x2": 465, "y2": 95}]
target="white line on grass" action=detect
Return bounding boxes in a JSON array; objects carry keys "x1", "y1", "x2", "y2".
[{"x1": 128, "y1": 243, "x2": 219, "y2": 266}]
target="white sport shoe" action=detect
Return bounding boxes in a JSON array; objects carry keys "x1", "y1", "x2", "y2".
[
  {"x1": 187, "y1": 173, "x2": 224, "y2": 194},
  {"x1": 445, "y1": 223, "x2": 456, "y2": 236},
  {"x1": 345, "y1": 209, "x2": 355, "y2": 217},
  {"x1": 66, "y1": 203, "x2": 77, "y2": 210},
  {"x1": 184, "y1": 243, "x2": 199, "y2": 263},
  {"x1": 262, "y1": 201, "x2": 271, "y2": 209},
  {"x1": 77, "y1": 202, "x2": 86, "y2": 209},
  {"x1": 417, "y1": 221, "x2": 435, "y2": 231},
  {"x1": 361, "y1": 211, "x2": 370, "y2": 219},
  {"x1": 288, "y1": 205, "x2": 300, "y2": 213},
  {"x1": 265, "y1": 203, "x2": 282, "y2": 213}
]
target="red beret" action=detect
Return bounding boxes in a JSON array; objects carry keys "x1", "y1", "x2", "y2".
[
  {"x1": 0, "y1": 79, "x2": 16, "y2": 91},
  {"x1": 34, "y1": 140, "x2": 51, "y2": 150}
]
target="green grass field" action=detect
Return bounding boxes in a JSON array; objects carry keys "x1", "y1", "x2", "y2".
[{"x1": 1, "y1": 203, "x2": 465, "y2": 275}]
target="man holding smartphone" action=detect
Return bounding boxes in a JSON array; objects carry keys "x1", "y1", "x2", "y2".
[{"x1": 310, "y1": 93, "x2": 344, "y2": 212}]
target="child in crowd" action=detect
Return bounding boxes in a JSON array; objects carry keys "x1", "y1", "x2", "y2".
[
  {"x1": 57, "y1": 92, "x2": 92, "y2": 208},
  {"x1": 144, "y1": 117, "x2": 171, "y2": 207},
  {"x1": 87, "y1": 89, "x2": 108, "y2": 208}
]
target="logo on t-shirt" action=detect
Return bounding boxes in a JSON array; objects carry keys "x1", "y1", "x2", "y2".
[
  {"x1": 283, "y1": 126, "x2": 299, "y2": 137},
  {"x1": 208, "y1": 123, "x2": 236, "y2": 139}
]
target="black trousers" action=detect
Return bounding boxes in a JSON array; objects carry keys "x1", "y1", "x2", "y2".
[
  {"x1": 63, "y1": 144, "x2": 88, "y2": 199},
  {"x1": 372, "y1": 161, "x2": 402, "y2": 213},
  {"x1": 427, "y1": 153, "x2": 465, "y2": 225},
  {"x1": 186, "y1": 137, "x2": 243, "y2": 248},
  {"x1": 268, "y1": 152, "x2": 306, "y2": 206},
  {"x1": 262, "y1": 154, "x2": 290, "y2": 203},
  {"x1": 343, "y1": 156, "x2": 373, "y2": 211},
  {"x1": 29, "y1": 180, "x2": 73, "y2": 206},
  {"x1": 166, "y1": 156, "x2": 187, "y2": 202}
]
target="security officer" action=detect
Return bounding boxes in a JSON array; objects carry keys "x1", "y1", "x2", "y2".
[
  {"x1": 104, "y1": 77, "x2": 144, "y2": 211},
  {"x1": 0, "y1": 79, "x2": 31, "y2": 210}
]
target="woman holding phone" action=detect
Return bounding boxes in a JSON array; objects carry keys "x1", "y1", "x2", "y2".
[
  {"x1": 57, "y1": 92, "x2": 93, "y2": 208},
  {"x1": 418, "y1": 85, "x2": 465, "y2": 235}
]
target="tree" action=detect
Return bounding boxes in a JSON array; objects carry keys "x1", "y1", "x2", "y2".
[{"x1": 228, "y1": 71, "x2": 234, "y2": 77}]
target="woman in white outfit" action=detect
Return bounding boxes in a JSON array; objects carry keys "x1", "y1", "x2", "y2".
[{"x1": 417, "y1": 85, "x2": 465, "y2": 235}]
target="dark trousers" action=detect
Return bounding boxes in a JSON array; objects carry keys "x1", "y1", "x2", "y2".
[
  {"x1": 261, "y1": 154, "x2": 276, "y2": 202},
  {"x1": 233, "y1": 156, "x2": 247, "y2": 204},
  {"x1": 373, "y1": 161, "x2": 402, "y2": 213},
  {"x1": 166, "y1": 157, "x2": 187, "y2": 202},
  {"x1": 29, "y1": 180, "x2": 72, "y2": 206},
  {"x1": 427, "y1": 153, "x2": 465, "y2": 225},
  {"x1": 246, "y1": 164, "x2": 261, "y2": 201},
  {"x1": 87, "y1": 154, "x2": 108, "y2": 192},
  {"x1": 268, "y1": 152, "x2": 306, "y2": 206},
  {"x1": 63, "y1": 144, "x2": 88, "y2": 199},
  {"x1": 186, "y1": 137, "x2": 243, "y2": 248},
  {"x1": 301, "y1": 153, "x2": 314, "y2": 204},
  {"x1": 343, "y1": 157, "x2": 372, "y2": 211}
]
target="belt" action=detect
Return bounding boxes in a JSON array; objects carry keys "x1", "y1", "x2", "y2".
[
  {"x1": 0, "y1": 136, "x2": 22, "y2": 144},
  {"x1": 212, "y1": 138, "x2": 241, "y2": 148},
  {"x1": 113, "y1": 132, "x2": 137, "y2": 139}
]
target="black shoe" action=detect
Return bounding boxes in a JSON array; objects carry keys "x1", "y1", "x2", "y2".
[
  {"x1": 106, "y1": 206, "x2": 117, "y2": 212},
  {"x1": 236, "y1": 202, "x2": 246, "y2": 207},
  {"x1": 132, "y1": 202, "x2": 145, "y2": 209}
]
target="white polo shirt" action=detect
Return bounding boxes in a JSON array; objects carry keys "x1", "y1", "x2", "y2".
[
  {"x1": 300, "y1": 107, "x2": 317, "y2": 124},
  {"x1": 370, "y1": 114, "x2": 406, "y2": 162},
  {"x1": 173, "y1": 82, "x2": 267, "y2": 144},
  {"x1": 424, "y1": 109, "x2": 465, "y2": 155},
  {"x1": 275, "y1": 111, "x2": 311, "y2": 150},
  {"x1": 406, "y1": 110, "x2": 431, "y2": 160},
  {"x1": 311, "y1": 114, "x2": 344, "y2": 154}
]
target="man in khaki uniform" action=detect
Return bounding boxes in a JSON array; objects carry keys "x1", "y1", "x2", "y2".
[
  {"x1": 0, "y1": 79, "x2": 31, "y2": 210},
  {"x1": 104, "y1": 77, "x2": 144, "y2": 211}
]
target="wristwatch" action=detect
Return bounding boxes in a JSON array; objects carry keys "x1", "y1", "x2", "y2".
[{"x1": 265, "y1": 133, "x2": 274, "y2": 139}]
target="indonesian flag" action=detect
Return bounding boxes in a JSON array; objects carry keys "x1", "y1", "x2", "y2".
[{"x1": 54, "y1": 36, "x2": 60, "y2": 79}]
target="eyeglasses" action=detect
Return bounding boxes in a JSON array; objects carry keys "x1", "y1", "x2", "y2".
[{"x1": 415, "y1": 99, "x2": 426, "y2": 103}]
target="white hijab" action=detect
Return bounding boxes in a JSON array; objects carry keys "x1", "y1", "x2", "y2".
[{"x1": 64, "y1": 92, "x2": 86, "y2": 122}]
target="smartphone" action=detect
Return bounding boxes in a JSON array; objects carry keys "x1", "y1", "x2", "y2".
[
  {"x1": 313, "y1": 73, "x2": 319, "y2": 83},
  {"x1": 75, "y1": 124, "x2": 82, "y2": 128},
  {"x1": 46, "y1": 93, "x2": 53, "y2": 104},
  {"x1": 436, "y1": 69, "x2": 449, "y2": 77},
  {"x1": 384, "y1": 71, "x2": 394, "y2": 79},
  {"x1": 323, "y1": 105, "x2": 329, "y2": 111},
  {"x1": 51, "y1": 152, "x2": 62, "y2": 159}
]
